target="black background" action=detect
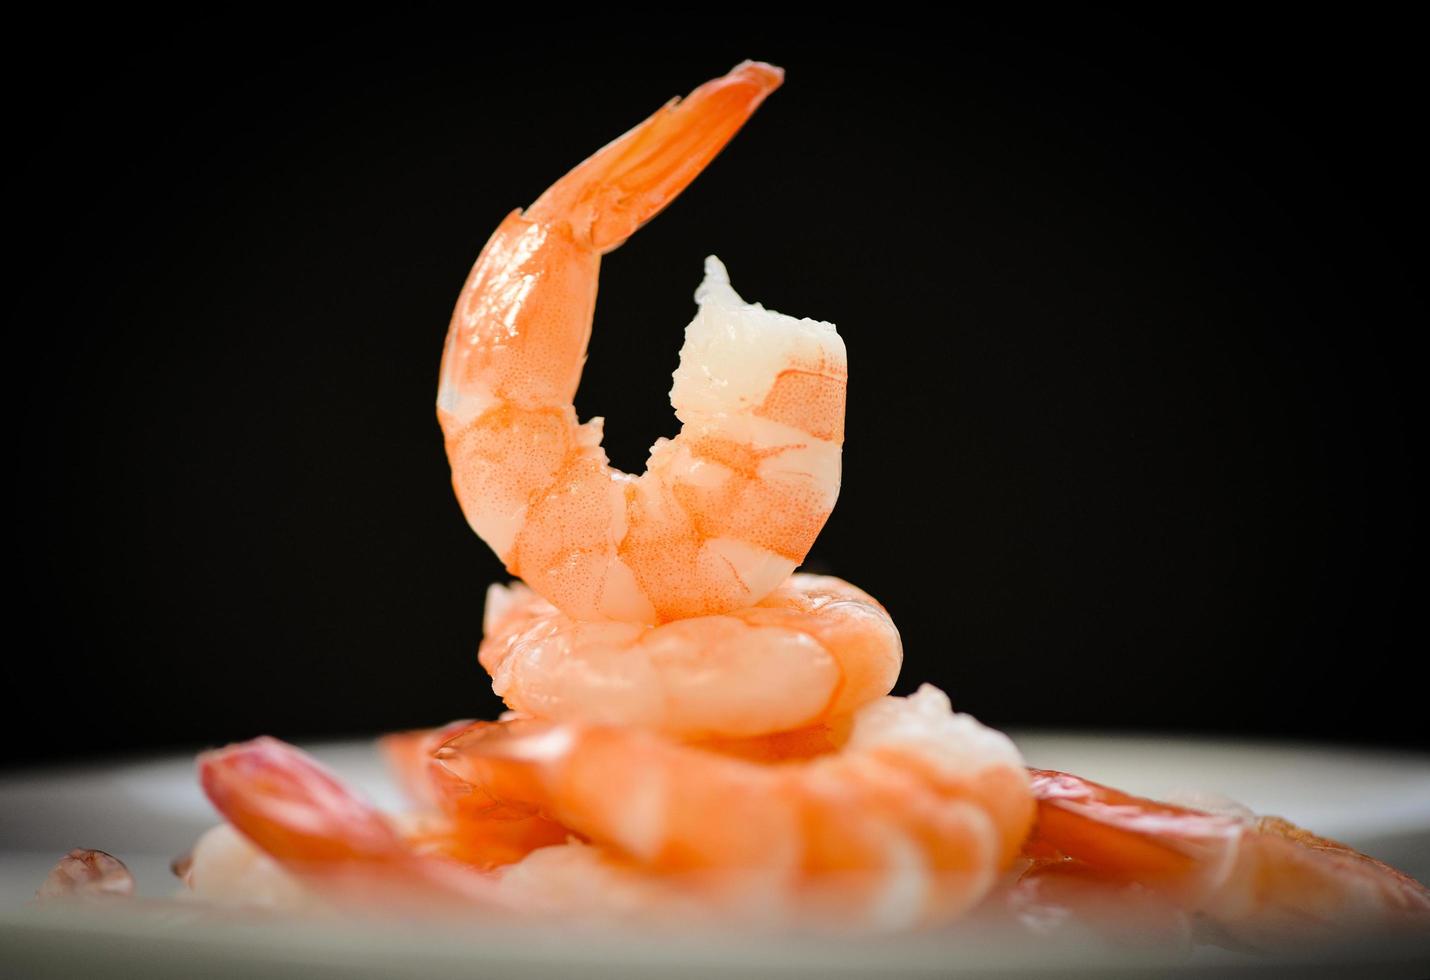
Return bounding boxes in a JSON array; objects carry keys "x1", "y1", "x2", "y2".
[{"x1": 11, "y1": 13, "x2": 1423, "y2": 766}]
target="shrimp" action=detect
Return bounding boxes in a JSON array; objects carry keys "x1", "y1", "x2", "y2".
[
  {"x1": 381, "y1": 721, "x2": 573, "y2": 867},
  {"x1": 1023, "y1": 769, "x2": 1430, "y2": 949},
  {"x1": 193, "y1": 735, "x2": 760, "y2": 925},
  {"x1": 438, "y1": 61, "x2": 848, "y2": 623},
  {"x1": 63, "y1": 59, "x2": 1430, "y2": 946},
  {"x1": 196, "y1": 736, "x2": 513, "y2": 912},
  {"x1": 435, "y1": 685, "x2": 1034, "y2": 930},
  {"x1": 478, "y1": 574, "x2": 901, "y2": 738}
]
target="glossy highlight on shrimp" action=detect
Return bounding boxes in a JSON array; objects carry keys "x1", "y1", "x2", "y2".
[
  {"x1": 196, "y1": 736, "x2": 503, "y2": 910},
  {"x1": 438, "y1": 61, "x2": 846, "y2": 623}
]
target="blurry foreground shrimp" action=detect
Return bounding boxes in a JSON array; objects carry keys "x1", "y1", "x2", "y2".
[
  {"x1": 479, "y1": 574, "x2": 901, "y2": 737},
  {"x1": 1022, "y1": 770, "x2": 1430, "y2": 949},
  {"x1": 439, "y1": 61, "x2": 847, "y2": 623},
  {"x1": 437, "y1": 685, "x2": 1034, "y2": 930}
]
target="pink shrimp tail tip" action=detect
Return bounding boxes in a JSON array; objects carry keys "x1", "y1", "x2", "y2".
[{"x1": 198, "y1": 736, "x2": 406, "y2": 864}]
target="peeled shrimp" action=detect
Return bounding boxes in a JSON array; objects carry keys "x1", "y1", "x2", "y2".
[
  {"x1": 156, "y1": 61, "x2": 1430, "y2": 948},
  {"x1": 479, "y1": 573, "x2": 901, "y2": 738},
  {"x1": 439, "y1": 61, "x2": 847, "y2": 623},
  {"x1": 196, "y1": 736, "x2": 510, "y2": 912},
  {"x1": 1023, "y1": 769, "x2": 1430, "y2": 949},
  {"x1": 194, "y1": 735, "x2": 765, "y2": 926},
  {"x1": 436, "y1": 685, "x2": 1034, "y2": 930}
]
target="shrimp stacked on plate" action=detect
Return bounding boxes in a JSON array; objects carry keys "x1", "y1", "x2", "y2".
[
  {"x1": 183, "y1": 62, "x2": 1033, "y2": 930},
  {"x1": 72, "y1": 62, "x2": 1427, "y2": 943}
]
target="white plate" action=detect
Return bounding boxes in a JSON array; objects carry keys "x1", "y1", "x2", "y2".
[{"x1": 3, "y1": 733, "x2": 1428, "y2": 978}]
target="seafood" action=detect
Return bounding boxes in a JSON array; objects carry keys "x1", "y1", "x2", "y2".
[
  {"x1": 479, "y1": 574, "x2": 901, "y2": 737},
  {"x1": 192, "y1": 735, "x2": 739, "y2": 925},
  {"x1": 43, "y1": 61, "x2": 1427, "y2": 956},
  {"x1": 197, "y1": 736, "x2": 504, "y2": 910},
  {"x1": 438, "y1": 61, "x2": 846, "y2": 623},
  {"x1": 1022, "y1": 769, "x2": 1430, "y2": 948},
  {"x1": 436, "y1": 685, "x2": 1033, "y2": 929}
]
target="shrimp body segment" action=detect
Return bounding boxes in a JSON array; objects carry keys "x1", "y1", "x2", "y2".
[
  {"x1": 1024, "y1": 769, "x2": 1430, "y2": 948},
  {"x1": 479, "y1": 574, "x2": 901, "y2": 738},
  {"x1": 436, "y1": 686, "x2": 1033, "y2": 929},
  {"x1": 439, "y1": 62, "x2": 847, "y2": 624}
]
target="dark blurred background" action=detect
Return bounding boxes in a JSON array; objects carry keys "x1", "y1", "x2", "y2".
[{"x1": 11, "y1": 13, "x2": 1423, "y2": 765}]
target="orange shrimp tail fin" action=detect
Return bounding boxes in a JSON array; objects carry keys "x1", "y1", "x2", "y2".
[
  {"x1": 1025, "y1": 768, "x2": 1430, "y2": 936},
  {"x1": 1025, "y1": 769, "x2": 1243, "y2": 895},
  {"x1": 380, "y1": 720, "x2": 478, "y2": 807},
  {"x1": 528, "y1": 60, "x2": 783, "y2": 253},
  {"x1": 199, "y1": 736, "x2": 408, "y2": 866}
]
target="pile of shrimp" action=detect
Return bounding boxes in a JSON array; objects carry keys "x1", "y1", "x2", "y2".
[{"x1": 43, "y1": 63, "x2": 1430, "y2": 949}]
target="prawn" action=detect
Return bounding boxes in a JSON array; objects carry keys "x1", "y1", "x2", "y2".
[
  {"x1": 1022, "y1": 769, "x2": 1430, "y2": 949},
  {"x1": 435, "y1": 685, "x2": 1034, "y2": 930},
  {"x1": 478, "y1": 574, "x2": 901, "y2": 738},
  {"x1": 438, "y1": 61, "x2": 847, "y2": 623},
  {"x1": 159, "y1": 62, "x2": 1430, "y2": 948},
  {"x1": 195, "y1": 736, "x2": 516, "y2": 912},
  {"x1": 193, "y1": 735, "x2": 774, "y2": 926}
]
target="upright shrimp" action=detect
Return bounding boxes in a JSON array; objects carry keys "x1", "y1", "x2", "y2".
[
  {"x1": 438, "y1": 61, "x2": 847, "y2": 623},
  {"x1": 115, "y1": 60, "x2": 1429, "y2": 955},
  {"x1": 193, "y1": 736, "x2": 507, "y2": 911}
]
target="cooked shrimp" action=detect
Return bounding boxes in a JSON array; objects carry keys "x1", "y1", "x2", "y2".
[
  {"x1": 435, "y1": 685, "x2": 1033, "y2": 930},
  {"x1": 495, "y1": 841, "x2": 721, "y2": 926},
  {"x1": 197, "y1": 736, "x2": 510, "y2": 911},
  {"x1": 438, "y1": 61, "x2": 848, "y2": 623},
  {"x1": 479, "y1": 574, "x2": 901, "y2": 738},
  {"x1": 1024, "y1": 769, "x2": 1430, "y2": 949},
  {"x1": 195, "y1": 736, "x2": 732, "y2": 923}
]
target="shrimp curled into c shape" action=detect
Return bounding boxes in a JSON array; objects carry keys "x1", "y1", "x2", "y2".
[
  {"x1": 479, "y1": 573, "x2": 902, "y2": 739},
  {"x1": 438, "y1": 62, "x2": 846, "y2": 623}
]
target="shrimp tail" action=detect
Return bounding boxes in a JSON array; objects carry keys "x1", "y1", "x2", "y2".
[
  {"x1": 199, "y1": 736, "x2": 412, "y2": 867},
  {"x1": 529, "y1": 60, "x2": 784, "y2": 253},
  {"x1": 1024, "y1": 769, "x2": 1430, "y2": 946}
]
